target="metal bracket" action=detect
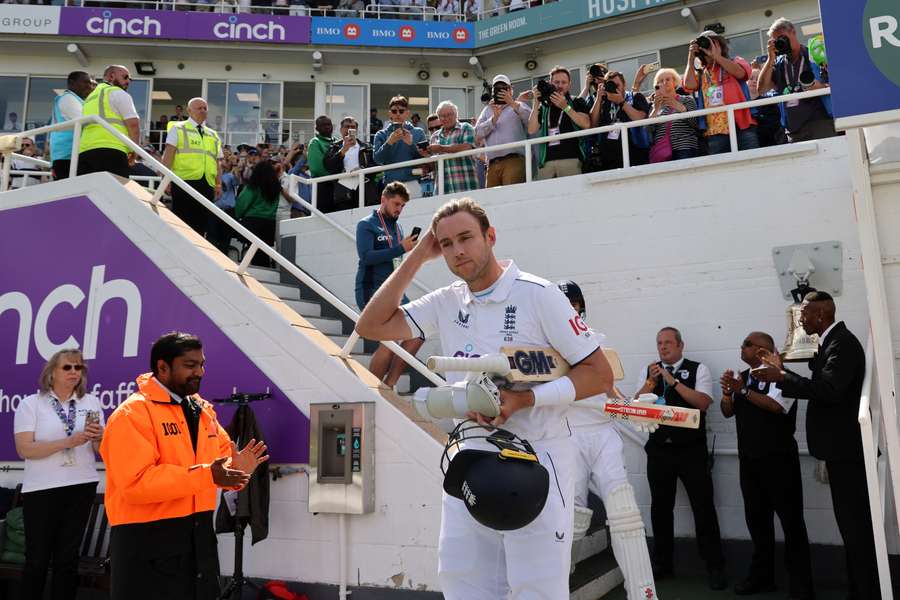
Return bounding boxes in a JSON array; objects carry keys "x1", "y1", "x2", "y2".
[{"x1": 772, "y1": 241, "x2": 843, "y2": 300}]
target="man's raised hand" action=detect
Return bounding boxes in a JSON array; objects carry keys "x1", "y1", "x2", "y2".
[{"x1": 229, "y1": 439, "x2": 269, "y2": 475}]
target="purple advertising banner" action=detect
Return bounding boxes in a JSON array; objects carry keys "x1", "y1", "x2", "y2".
[
  {"x1": 0, "y1": 197, "x2": 309, "y2": 462},
  {"x1": 58, "y1": 7, "x2": 310, "y2": 44}
]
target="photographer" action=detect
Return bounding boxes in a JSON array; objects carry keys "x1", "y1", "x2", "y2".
[
  {"x1": 527, "y1": 66, "x2": 591, "y2": 179},
  {"x1": 589, "y1": 70, "x2": 651, "y2": 169},
  {"x1": 757, "y1": 18, "x2": 835, "y2": 143},
  {"x1": 683, "y1": 31, "x2": 759, "y2": 154},
  {"x1": 324, "y1": 115, "x2": 377, "y2": 210},
  {"x1": 648, "y1": 69, "x2": 699, "y2": 161},
  {"x1": 373, "y1": 95, "x2": 428, "y2": 198},
  {"x1": 474, "y1": 74, "x2": 532, "y2": 187}
]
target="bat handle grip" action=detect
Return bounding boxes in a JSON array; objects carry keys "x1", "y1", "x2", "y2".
[{"x1": 426, "y1": 354, "x2": 511, "y2": 376}]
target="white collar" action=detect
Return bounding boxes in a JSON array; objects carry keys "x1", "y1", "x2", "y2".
[
  {"x1": 818, "y1": 322, "x2": 838, "y2": 346},
  {"x1": 153, "y1": 376, "x2": 185, "y2": 404},
  {"x1": 48, "y1": 390, "x2": 79, "y2": 403},
  {"x1": 461, "y1": 259, "x2": 518, "y2": 305},
  {"x1": 661, "y1": 357, "x2": 684, "y2": 371},
  {"x1": 187, "y1": 117, "x2": 205, "y2": 128}
]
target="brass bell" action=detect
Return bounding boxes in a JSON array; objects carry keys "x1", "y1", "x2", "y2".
[{"x1": 782, "y1": 284, "x2": 819, "y2": 362}]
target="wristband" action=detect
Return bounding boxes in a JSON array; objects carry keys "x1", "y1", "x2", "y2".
[
  {"x1": 564, "y1": 105, "x2": 572, "y2": 113},
  {"x1": 532, "y1": 376, "x2": 576, "y2": 407}
]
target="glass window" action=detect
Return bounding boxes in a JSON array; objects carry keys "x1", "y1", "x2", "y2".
[
  {"x1": 207, "y1": 82, "x2": 227, "y2": 137},
  {"x1": 327, "y1": 84, "x2": 367, "y2": 138},
  {"x1": 0, "y1": 76, "x2": 27, "y2": 132},
  {"x1": 727, "y1": 31, "x2": 763, "y2": 64},
  {"x1": 25, "y1": 77, "x2": 66, "y2": 153},
  {"x1": 795, "y1": 18, "x2": 823, "y2": 46},
  {"x1": 606, "y1": 52, "x2": 658, "y2": 94},
  {"x1": 432, "y1": 87, "x2": 470, "y2": 119},
  {"x1": 128, "y1": 79, "x2": 151, "y2": 138},
  {"x1": 659, "y1": 44, "x2": 688, "y2": 72},
  {"x1": 228, "y1": 82, "x2": 264, "y2": 147},
  {"x1": 371, "y1": 84, "x2": 429, "y2": 129},
  {"x1": 282, "y1": 82, "x2": 316, "y2": 146}
]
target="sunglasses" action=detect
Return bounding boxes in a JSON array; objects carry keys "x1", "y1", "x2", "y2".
[
  {"x1": 428, "y1": 126, "x2": 440, "y2": 132},
  {"x1": 389, "y1": 108, "x2": 408, "y2": 114},
  {"x1": 741, "y1": 340, "x2": 758, "y2": 348},
  {"x1": 61, "y1": 364, "x2": 85, "y2": 371}
]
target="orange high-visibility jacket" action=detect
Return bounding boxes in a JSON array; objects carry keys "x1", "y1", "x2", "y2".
[{"x1": 100, "y1": 373, "x2": 234, "y2": 526}]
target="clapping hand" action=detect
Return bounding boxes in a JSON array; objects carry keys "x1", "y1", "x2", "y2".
[
  {"x1": 719, "y1": 369, "x2": 742, "y2": 395},
  {"x1": 229, "y1": 439, "x2": 269, "y2": 475},
  {"x1": 751, "y1": 348, "x2": 785, "y2": 383}
]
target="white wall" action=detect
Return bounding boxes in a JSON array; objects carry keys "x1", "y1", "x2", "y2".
[
  {"x1": 284, "y1": 136, "x2": 868, "y2": 544},
  {"x1": 0, "y1": 176, "x2": 445, "y2": 591}
]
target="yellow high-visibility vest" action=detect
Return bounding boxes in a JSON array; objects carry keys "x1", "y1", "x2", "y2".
[
  {"x1": 167, "y1": 120, "x2": 221, "y2": 187},
  {"x1": 79, "y1": 82, "x2": 131, "y2": 155}
]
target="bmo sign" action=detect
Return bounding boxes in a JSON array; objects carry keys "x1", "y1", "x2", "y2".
[{"x1": 820, "y1": 0, "x2": 900, "y2": 127}]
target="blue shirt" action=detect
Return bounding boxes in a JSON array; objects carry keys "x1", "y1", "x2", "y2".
[
  {"x1": 355, "y1": 209, "x2": 406, "y2": 308},
  {"x1": 217, "y1": 172, "x2": 238, "y2": 209},
  {"x1": 372, "y1": 122, "x2": 427, "y2": 184}
]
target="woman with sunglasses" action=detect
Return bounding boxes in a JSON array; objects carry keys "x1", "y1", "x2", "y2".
[{"x1": 13, "y1": 349, "x2": 105, "y2": 600}]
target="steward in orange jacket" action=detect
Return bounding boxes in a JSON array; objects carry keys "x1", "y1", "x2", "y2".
[{"x1": 101, "y1": 332, "x2": 267, "y2": 600}]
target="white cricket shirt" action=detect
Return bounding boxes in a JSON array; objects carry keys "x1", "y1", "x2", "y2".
[
  {"x1": 566, "y1": 329, "x2": 615, "y2": 427},
  {"x1": 402, "y1": 260, "x2": 601, "y2": 441}
]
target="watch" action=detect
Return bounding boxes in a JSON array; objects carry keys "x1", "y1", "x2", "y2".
[{"x1": 740, "y1": 386, "x2": 749, "y2": 396}]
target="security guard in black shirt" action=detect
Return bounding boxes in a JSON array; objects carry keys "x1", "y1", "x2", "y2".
[
  {"x1": 720, "y1": 332, "x2": 814, "y2": 599},
  {"x1": 634, "y1": 326, "x2": 727, "y2": 590}
]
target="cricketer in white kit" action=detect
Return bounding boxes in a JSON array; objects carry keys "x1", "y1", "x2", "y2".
[{"x1": 356, "y1": 198, "x2": 614, "y2": 599}]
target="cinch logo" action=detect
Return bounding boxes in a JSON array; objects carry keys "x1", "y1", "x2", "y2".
[
  {"x1": 0, "y1": 265, "x2": 141, "y2": 365},
  {"x1": 399, "y1": 25, "x2": 415, "y2": 42},
  {"x1": 343, "y1": 23, "x2": 360, "y2": 39},
  {"x1": 453, "y1": 27, "x2": 469, "y2": 43},
  {"x1": 453, "y1": 343, "x2": 479, "y2": 358},
  {"x1": 213, "y1": 16, "x2": 285, "y2": 42},
  {"x1": 864, "y1": 0, "x2": 900, "y2": 85},
  {"x1": 86, "y1": 10, "x2": 161, "y2": 36},
  {"x1": 509, "y1": 350, "x2": 556, "y2": 376}
]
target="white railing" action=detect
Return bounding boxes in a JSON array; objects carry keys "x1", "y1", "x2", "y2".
[
  {"x1": 0, "y1": 115, "x2": 446, "y2": 389},
  {"x1": 290, "y1": 87, "x2": 833, "y2": 212},
  {"x1": 857, "y1": 337, "x2": 895, "y2": 599}
]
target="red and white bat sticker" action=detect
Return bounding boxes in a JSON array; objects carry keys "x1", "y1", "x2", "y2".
[{"x1": 604, "y1": 403, "x2": 697, "y2": 425}]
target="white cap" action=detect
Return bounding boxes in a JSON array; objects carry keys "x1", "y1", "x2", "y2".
[{"x1": 491, "y1": 74, "x2": 511, "y2": 86}]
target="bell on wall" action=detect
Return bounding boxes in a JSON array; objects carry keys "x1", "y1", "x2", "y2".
[{"x1": 782, "y1": 283, "x2": 819, "y2": 362}]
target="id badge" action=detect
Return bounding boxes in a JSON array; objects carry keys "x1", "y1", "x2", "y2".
[
  {"x1": 607, "y1": 128, "x2": 621, "y2": 140},
  {"x1": 392, "y1": 256, "x2": 402, "y2": 271},
  {"x1": 786, "y1": 99, "x2": 800, "y2": 108},
  {"x1": 707, "y1": 84, "x2": 724, "y2": 107},
  {"x1": 548, "y1": 126, "x2": 561, "y2": 147},
  {"x1": 61, "y1": 447, "x2": 76, "y2": 467}
]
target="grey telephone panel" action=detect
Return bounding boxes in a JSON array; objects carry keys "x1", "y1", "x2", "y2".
[{"x1": 308, "y1": 402, "x2": 374, "y2": 514}]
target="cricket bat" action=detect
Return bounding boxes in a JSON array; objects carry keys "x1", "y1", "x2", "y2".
[{"x1": 426, "y1": 346, "x2": 700, "y2": 429}]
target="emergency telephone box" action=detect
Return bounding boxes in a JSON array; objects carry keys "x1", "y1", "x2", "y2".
[{"x1": 308, "y1": 401, "x2": 375, "y2": 514}]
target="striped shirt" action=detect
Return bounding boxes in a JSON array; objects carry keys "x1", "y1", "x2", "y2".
[
  {"x1": 430, "y1": 121, "x2": 479, "y2": 194},
  {"x1": 649, "y1": 95, "x2": 699, "y2": 151}
]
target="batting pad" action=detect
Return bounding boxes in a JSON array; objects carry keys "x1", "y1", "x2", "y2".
[
  {"x1": 606, "y1": 483, "x2": 657, "y2": 600},
  {"x1": 573, "y1": 505, "x2": 593, "y2": 541}
]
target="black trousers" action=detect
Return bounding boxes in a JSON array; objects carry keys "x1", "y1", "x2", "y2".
[
  {"x1": 826, "y1": 460, "x2": 880, "y2": 599},
  {"x1": 77, "y1": 148, "x2": 130, "y2": 178},
  {"x1": 21, "y1": 482, "x2": 97, "y2": 600},
  {"x1": 647, "y1": 442, "x2": 725, "y2": 572},
  {"x1": 207, "y1": 206, "x2": 237, "y2": 254},
  {"x1": 172, "y1": 178, "x2": 215, "y2": 238},
  {"x1": 240, "y1": 216, "x2": 276, "y2": 267},
  {"x1": 52, "y1": 159, "x2": 72, "y2": 180},
  {"x1": 739, "y1": 452, "x2": 813, "y2": 596},
  {"x1": 109, "y1": 512, "x2": 220, "y2": 600}
]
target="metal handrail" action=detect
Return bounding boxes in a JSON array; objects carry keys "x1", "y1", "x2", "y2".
[
  {"x1": 292, "y1": 88, "x2": 832, "y2": 205},
  {"x1": 0, "y1": 115, "x2": 446, "y2": 389}
]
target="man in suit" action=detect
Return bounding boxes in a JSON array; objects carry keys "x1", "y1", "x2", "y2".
[{"x1": 754, "y1": 291, "x2": 879, "y2": 599}]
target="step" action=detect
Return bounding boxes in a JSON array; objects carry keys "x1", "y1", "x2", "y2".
[
  {"x1": 570, "y1": 548, "x2": 623, "y2": 600},
  {"x1": 304, "y1": 315, "x2": 344, "y2": 335},
  {"x1": 261, "y1": 282, "x2": 301, "y2": 301},
  {"x1": 328, "y1": 335, "x2": 365, "y2": 354},
  {"x1": 246, "y1": 266, "x2": 281, "y2": 284},
  {"x1": 282, "y1": 298, "x2": 322, "y2": 318},
  {"x1": 572, "y1": 527, "x2": 609, "y2": 565}
]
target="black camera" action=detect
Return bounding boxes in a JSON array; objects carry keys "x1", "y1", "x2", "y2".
[
  {"x1": 536, "y1": 79, "x2": 556, "y2": 105},
  {"x1": 774, "y1": 35, "x2": 791, "y2": 56},
  {"x1": 589, "y1": 64, "x2": 607, "y2": 79},
  {"x1": 603, "y1": 79, "x2": 618, "y2": 94},
  {"x1": 493, "y1": 85, "x2": 506, "y2": 105},
  {"x1": 480, "y1": 82, "x2": 492, "y2": 104},
  {"x1": 695, "y1": 36, "x2": 711, "y2": 52}
]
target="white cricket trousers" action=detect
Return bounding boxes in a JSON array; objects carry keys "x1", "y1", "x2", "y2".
[
  {"x1": 438, "y1": 435, "x2": 576, "y2": 600},
  {"x1": 573, "y1": 421, "x2": 630, "y2": 507}
]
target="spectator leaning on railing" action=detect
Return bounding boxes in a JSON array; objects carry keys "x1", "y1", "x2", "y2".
[
  {"x1": 647, "y1": 68, "x2": 699, "y2": 162},
  {"x1": 324, "y1": 115, "x2": 377, "y2": 210},
  {"x1": 373, "y1": 95, "x2": 428, "y2": 198},
  {"x1": 683, "y1": 31, "x2": 759, "y2": 155},
  {"x1": 49, "y1": 71, "x2": 95, "y2": 181},
  {"x1": 589, "y1": 70, "x2": 651, "y2": 169},
  {"x1": 77, "y1": 64, "x2": 142, "y2": 178},
  {"x1": 308, "y1": 115, "x2": 340, "y2": 213},
  {"x1": 421, "y1": 100, "x2": 479, "y2": 194},
  {"x1": 757, "y1": 18, "x2": 835, "y2": 143},
  {"x1": 475, "y1": 74, "x2": 531, "y2": 187},
  {"x1": 528, "y1": 66, "x2": 591, "y2": 179}
]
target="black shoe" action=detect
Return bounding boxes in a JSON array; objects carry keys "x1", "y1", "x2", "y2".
[
  {"x1": 734, "y1": 579, "x2": 776, "y2": 595},
  {"x1": 708, "y1": 568, "x2": 728, "y2": 591}
]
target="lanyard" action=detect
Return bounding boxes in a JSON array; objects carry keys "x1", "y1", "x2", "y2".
[
  {"x1": 377, "y1": 209, "x2": 399, "y2": 248},
  {"x1": 50, "y1": 396, "x2": 77, "y2": 436},
  {"x1": 784, "y1": 54, "x2": 806, "y2": 89},
  {"x1": 704, "y1": 64, "x2": 723, "y2": 90}
]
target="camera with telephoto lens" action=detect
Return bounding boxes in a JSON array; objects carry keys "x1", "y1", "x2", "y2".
[
  {"x1": 536, "y1": 79, "x2": 556, "y2": 105},
  {"x1": 774, "y1": 35, "x2": 791, "y2": 56},
  {"x1": 603, "y1": 79, "x2": 618, "y2": 94}
]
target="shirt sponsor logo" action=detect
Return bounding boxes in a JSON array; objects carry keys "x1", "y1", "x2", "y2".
[
  {"x1": 461, "y1": 480, "x2": 476, "y2": 506},
  {"x1": 454, "y1": 310, "x2": 470, "y2": 329},
  {"x1": 452, "y1": 343, "x2": 479, "y2": 359},
  {"x1": 679, "y1": 370, "x2": 689, "y2": 379},
  {"x1": 568, "y1": 314, "x2": 589, "y2": 336}
]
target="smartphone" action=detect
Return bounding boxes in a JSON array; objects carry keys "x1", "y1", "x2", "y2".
[
  {"x1": 85, "y1": 410, "x2": 100, "y2": 426},
  {"x1": 348, "y1": 128, "x2": 357, "y2": 141},
  {"x1": 416, "y1": 140, "x2": 429, "y2": 151},
  {"x1": 411, "y1": 226, "x2": 422, "y2": 239},
  {"x1": 645, "y1": 62, "x2": 660, "y2": 74}
]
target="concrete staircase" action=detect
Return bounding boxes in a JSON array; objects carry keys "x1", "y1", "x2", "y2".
[{"x1": 247, "y1": 264, "x2": 625, "y2": 599}]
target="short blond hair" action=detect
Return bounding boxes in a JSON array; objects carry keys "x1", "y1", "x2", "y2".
[
  {"x1": 431, "y1": 197, "x2": 491, "y2": 234},
  {"x1": 654, "y1": 68, "x2": 681, "y2": 88},
  {"x1": 39, "y1": 348, "x2": 88, "y2": 398}
]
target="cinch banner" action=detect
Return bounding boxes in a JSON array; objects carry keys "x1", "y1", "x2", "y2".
[
  {"x1": 0, "y1": 197, "x2": 309, "y2": 462},
  {"x1": 311, "y1": 17, "x2": 473, "y2": 48},
  {"x1": 58, "y1": 7, "x2": 311, "y2": 44},
  {"x1": 475, "y1": 0, "x2": 679, "y2": 46},
  {"x1": 819, "y1": 0, "x2": 900, "y2": 127}
]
